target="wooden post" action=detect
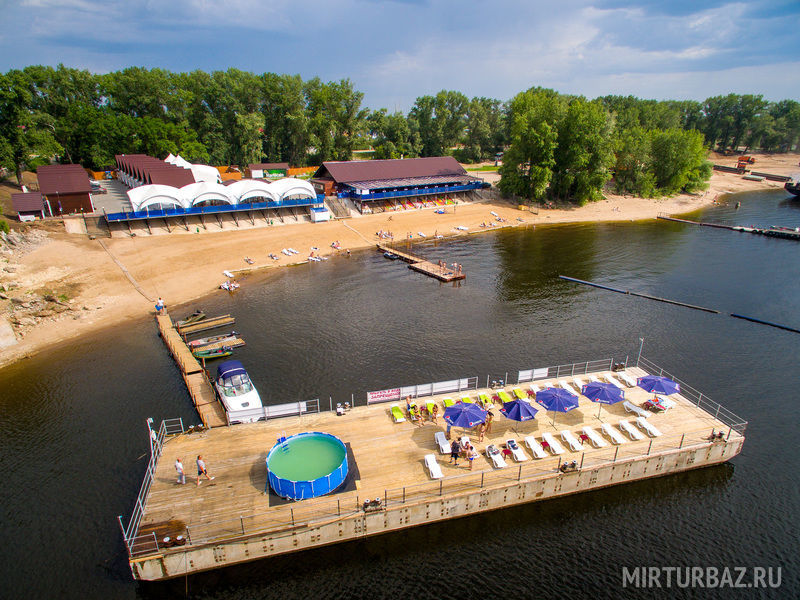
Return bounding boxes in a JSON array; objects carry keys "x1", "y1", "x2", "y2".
[
  {"x1": 647, "y1": 440, "x2": 653, "y2": 455},
  {"x1": 613, "y1": 447, "x2": 619, "y2": 462},
  {"x1": 679, "y1": 433, "x2": 685, "y2": 448}
]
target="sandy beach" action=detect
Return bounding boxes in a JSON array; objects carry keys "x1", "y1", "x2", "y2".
[{"x1": 1, "y1": 152, "x2": 797, "y2": 368}]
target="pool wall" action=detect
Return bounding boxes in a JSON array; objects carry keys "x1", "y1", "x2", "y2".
[{"x1": 266, "y1": 431, "x2": 349, "y2": 500}]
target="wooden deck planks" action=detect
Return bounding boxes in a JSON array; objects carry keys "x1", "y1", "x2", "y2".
[
  {"x1": 177, "y1": 315, "x2": 235, "y2": 335},
  {"x1": 138, "y1": 366, "x2": 740, "y2": 544}
]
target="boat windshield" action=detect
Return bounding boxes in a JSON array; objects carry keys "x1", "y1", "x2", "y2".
[{"x1": 220, "y1": 373, "x2": 253, "y2": 396}]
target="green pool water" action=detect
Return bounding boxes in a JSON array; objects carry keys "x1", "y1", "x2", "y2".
[{"x1": 268, "y1": 435, "x2": 346, "y2": 481}]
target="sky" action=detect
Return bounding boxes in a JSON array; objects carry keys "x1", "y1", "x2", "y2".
[{"x1": 1, "y1": 0, "x2": 798, "y2": 111}]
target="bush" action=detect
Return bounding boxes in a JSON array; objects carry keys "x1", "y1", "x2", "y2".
[{"x1": 0, "y1": 219, "x2": 9, "y2": 234}]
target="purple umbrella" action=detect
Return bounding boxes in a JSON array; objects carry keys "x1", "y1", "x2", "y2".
[
  {"x1": 444, "y1": 402, "x2": 487, "y2": 429},
  {"x1": 637, "y1": 375, "x2": 680, "y2": 396},
  {"x1": 535, "y1": 387, "x2": 579, "y2": 426},
  {"x1": 582, "y1": 381, "x2": 625, "y2": 418},
  {"x1": 500, "y1": 399, "x2": 539, "y2": 422}
]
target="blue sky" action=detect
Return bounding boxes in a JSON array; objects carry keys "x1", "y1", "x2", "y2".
[{"x1": 2, "y1": 0, "x2": 798, "y2": 111}]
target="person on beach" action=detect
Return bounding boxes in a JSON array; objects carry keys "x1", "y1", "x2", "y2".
[
  {"x1": 486, "y1": 412, "x2": 494, "y2": 433},
  {"x1": 478, "y1": 422, "x2": 486, "y2": 442},
  {"x1": 431, "y1": 404, "x2": 439, "y2": 424},
  {"x1": 450, "y1": 439, "x2": 460, "y2": 465},
  {"x1": 468, "y1": 445, "x2": 477, "y2": 470},
  {"x1": 196, "y1": 455, "x2": 215, "y2": 486},
  {"x1": 175, "y1": 458, "x2": 185, "y2": 484},
  {"x1": 155, "y1": 297, "x2": 165, "y2": 314}
]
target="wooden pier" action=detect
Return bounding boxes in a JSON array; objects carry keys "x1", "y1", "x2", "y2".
[
  {"x1": 191, "y1": 337, "x2": 246, "y2": 353},
  {"x1": 177, "y1": 314, "x2": 235, "y2": 335},
  {"x1": 156, "y1": 314, "x2": 227, "y2": 428},
  {"x1": 657, "y1": 215, "x2": 800, "y2": 241},
  {"x1": 378, "y1": 244, "x2": 466, "y2": 282},
  {"x1": 123, "y1": 362, "x2": 745, "y2": 581}
]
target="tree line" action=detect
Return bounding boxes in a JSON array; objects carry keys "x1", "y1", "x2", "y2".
[{"x1": 0, "y1": 65, "x2": 798, "y2": 203}]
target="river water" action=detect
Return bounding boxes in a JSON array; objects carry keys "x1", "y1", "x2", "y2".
[{"x1": 0, "y1": 190, "x2": 797, "y2": 598}]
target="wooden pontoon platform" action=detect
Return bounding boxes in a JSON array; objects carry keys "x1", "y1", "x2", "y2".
[{"x1": 378, "y1": 244, "x2": 465, "y2": 282}]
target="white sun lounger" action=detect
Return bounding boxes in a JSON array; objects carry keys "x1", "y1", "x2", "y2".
[
  {"x1": 636, "y1": 417, "x2": 662, "y2": 437},
  {"x1": 656, "y1": 395, "x2": 677, "y2": 410},
  {"x1": 589, "y1": 374, "x2": 601, "y2": 383},
  {"x1": 618, "y1": 419, "x2": 644, "y2": 441},
  {"x1": 558, "y1": 380, "x2": 580, "y2": 396},
  {"x1": 460, "y1": 435, "x2": 471, "y2": 448},
  {"x1": 618, "y1": 372, "x2": 637, "y2": 387},
  {"x1": 529, "y1": 384, "x2": 541, "y2": 395},
  {"x1": 506, "y1": 439, "x2": 528, "y2": 462},
  {"x1": 524, "y1": 436, "x2": 548, "y2": 459},
  {"x1": 581, "y1": 426, "x2": 608, "y2": 448},
  {"x1": 434, "y1": 431, "x2": 450, "y2": 454},
  {"x1": 623, "y1": 400, "x2": 650, "y2": 419},
  {"x1": 542, "y1": 432, "x2": 565, "y2": 455},
  {"x1": 573, "y1": 377, "x2": 586, "y2": 390},
  {"x1": 560, "y1": 430, "x2": 583, "y2": 452},
  {"x1": 486, "y1": 445, "x2": 507, "y2": 468},
  {"x1": 604, "y1": 373, "x2": 625, "y2": 389},
  {"x1": 601, "y1": 423, "x2": 626, "y2": 445},
  {"x1": 424, "y1": 454, "x2": 444, "y2": 479}
]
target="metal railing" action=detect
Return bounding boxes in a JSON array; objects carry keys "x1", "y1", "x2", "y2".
[
  {"x1": 636, "y1": 356, "x2": 748, "y2": 434},
  {"x1": 118, "y1": 418, "x2": 185, "y2": 556},
  {"x1": 340, "y1": 182, "x2": 485, "y2": 202},
  {"x1": 226, "y1": 399, "x2": 321, "y2": 424},
  {"x1": 367, "y1": 376, "x2": 479, "y2": 405},
  {"x1": 517, "y1": 357, "x2": 624, "y2": 383}
]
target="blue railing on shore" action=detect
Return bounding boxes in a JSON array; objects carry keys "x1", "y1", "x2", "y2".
[
  {"x1": 338, "y1": 182, "x2": 485, "y2": 201},
  {"x1": 105, "y1": 195, "x2": 326, "y2": 223}
]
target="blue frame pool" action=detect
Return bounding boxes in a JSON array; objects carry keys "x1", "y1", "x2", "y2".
[{"x1": 265, "y1": 431, "x2": 349, "y2": 500}]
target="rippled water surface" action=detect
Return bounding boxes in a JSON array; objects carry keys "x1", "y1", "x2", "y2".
[{"x1": 0, "y1": 190, "x2": 798, "y2": 598}]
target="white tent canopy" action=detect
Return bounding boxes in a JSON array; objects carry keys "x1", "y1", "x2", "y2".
[
  {"x1": 128, "y1": 185, "x2": 187, "y2": 211},
  {"x1": 181, "y1": 182, "x2": 234, "y2": 206}
]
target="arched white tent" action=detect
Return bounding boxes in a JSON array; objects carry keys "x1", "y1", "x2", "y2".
[
  {"x1": 269, "y1": 177, "x2": 317, "y2": 201},
  {"x1": 227, "y1": 179, "x2": 279, "y2": 203},
  {"x1": 180, "y1": 182, "x2": 234, "y2": 206},
  {"x1": 128, "y1": 185, "x2": 188, "y2": 211},
  {"x1": 190, "y1": 164, "x2": 222, "y2": 184}
]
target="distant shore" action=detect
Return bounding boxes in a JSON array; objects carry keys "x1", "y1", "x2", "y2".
[{"x1": 1, "y1": 151, "x2": 797, "y2": 369}]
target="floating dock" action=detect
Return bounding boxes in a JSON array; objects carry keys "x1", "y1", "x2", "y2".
[
  {"x1": 177, "y1": 314, "x2": 235, "y2": 335},
  {"x1": 156, "y1": 314, "x2": 227, "y2": 428},
  {"x1": 120, "y1": 357, "x2": 746, "y2": 581},
  {"x1": 657, "y1": 215, "x2": 800, "y2": 241},
  {"x1": 378, "y1": 244, "x2": 466, "y2": 282}
]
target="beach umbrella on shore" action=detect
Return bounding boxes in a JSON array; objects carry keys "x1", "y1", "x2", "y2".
[
  {"x1": 535, "y1": 387, "x2": 579, "y2": 426},
  {"x1": 500, "y1": 399, "x2": 539, "y2": 422},
  {"x1": 581, "y1": 381, "x2": 625, "y2": 418},
  {"x1": 637, "y1": 375, "x2": 680, "y2": 397},
  {"x1": 444, "y1": 402, "x2": 487, "y2": 430}
]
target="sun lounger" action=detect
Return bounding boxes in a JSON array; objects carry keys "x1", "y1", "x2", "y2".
[
  {"x1": 505, "y1": 439, "x2": 528, "y2": 461},
  {"x1": 601, "y1": 423, "x2": 626, "y2": 445},
  {"x1": 443, "y1": 397, "x2": 455, "y2": 407},
  {"x1": 513, "y1": 388, "x2": 526, "y2": 400},
  {"x1": 618, "y1": 372, "x2": 637, "y2": 387},
  {"x1": 623, "y1": 400, "x2": 650, "y2": 418},
  {"x1": 655, "y1": 395, "x2": 677, "y2": 410},
  {"x1": 618, "y1": 419, "x2": 644, "y2": 441},
  {"x1": 408, "y1": 402, "x2": 422, "y2": 421},
  {"x1": 498, "y1": 390, "x2": 514, "y2": 404},
  {"x1": 391, "y1": 404, "x2": 406, "y2": 423},
  {"x1": 558, "y1": 380, "x2": 580, "y2": 396},
  {"x1": 524, "y1": 436, "x2": 548, "y2": 459},
  {"x1": 572, "y1": 377, "x2": 586, "y2": 390},
  {"x1": 581, "y1": 426, "x2": 608, "y2": 448},
  {"x1": 560, "y1": 430, "x2": 583, "y2": 452},
  {"x1": 486, "y1": 444, "x2": 507, "y2": 468},
  {"x1": 636, "y1": 417, "x2": 662, "y2": 437},
  {"x1": 529, "y1": 384, "x2": 541, "y2": 394},
  {"x1": 461, "y1": 395, "x2": 474, "y2": 404},
  {"x1": 589, "y1": 374, "x2": 601, "y2": 383},
  {"x1": 478, "y1": 392, "x2": 493, "y2": 409},
  {"x1": 434, "y1": 431, "x2": 450, "y2": 454},
  {"x1": 424, "y1": 454, "x2": 444, "y2": 479},
  {"x1": 542, "y1": 432, "x2": 565, "y2": 455},
  {"x1": 426, "y1": 401, "x2": 436, "y2": 417},
  {"x1": 604, "y1": 373, "x2": 625, "y2": 389},
  {"x1": 460, "y1": 435, "x2": 471, "y2": 448}
]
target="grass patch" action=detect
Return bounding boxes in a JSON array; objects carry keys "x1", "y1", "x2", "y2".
[{"x1": 466, "y1": 166, "x2": 500, "y2": 172}]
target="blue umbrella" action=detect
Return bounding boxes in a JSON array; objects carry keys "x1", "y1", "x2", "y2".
[
  {"x1": 637, "y1": 375, "x2": 680, "y2": 396},
  {"x1": 500, "y1": 399, "x2": 539, "y2": 422},
  {"x1": 444, "y1": 402, "x2": 487, "y2": 429},
  {"x1": 581, "y1": 381, "x2": 625, "y2": 418},
  {"x1": 535, "y1": 387, "x2": 579, "y2": 426}
]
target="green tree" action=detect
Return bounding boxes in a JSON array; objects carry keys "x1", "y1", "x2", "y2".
[
  {"x1": 650, "y1": 128, "x2": 710, "y2": 194},
  {"x1": 613, "y1": 126, "x2": 656, "y2": 197}
]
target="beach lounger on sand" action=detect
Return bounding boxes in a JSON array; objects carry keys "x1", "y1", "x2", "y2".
[
  {"x1": 636, "y1": 417, "x2": 662, "y2": 437},
  {"x1": 561, "y1": 430, "x2": 583, "y2": 452},
  {"x1": 486, "y1": 444, "x2": 507, "y2": 468},
  {"x1": 513, "y1": 388, "x2": 526, "y2": 400},
  {"x1": 618, "y1": 372, "x2": 637, "y2": 387},
  {"x1": 529, "y1": 384, "x2": 541, "y2": 394},
  {"x1": 619, "y1": 419, "x2": 644, "y2": 441},
  {"x1": 434, "y1": 431, "x2": 450, "y2": 454},
  {"x1": 443, "y1": 397, "x2": 455, "y2": 407},
  {"x1": 589, "y1": 374, "x2": 601, "y2": 383},
  {"x1": 498, "y1": 390, "x2": 514, "y2": 404},
  {"x1": 506, "y1": 439, "x2": 528, "y2": 461},
  {"x1": 460, "y1": 435, "x2": 471, "y2": 448},
  {"x1": 604, "y1": 373, "x2": 625, "y2": 389},
  {"x1": 391, "y1": 404, "x2": 406, "y2": 423},
  {"x1": 461, "y1": 395, "x2": 474, "y2": 404},
  {"x1": 581, "y1": 426, "x2": 608, "y2": 448},
  {"x1": 424, "y1": 454, "x2": 444, "y2": 479},
  {"x1": 542, "y1": 432, "x2": 565, "y2": 455},
  {"x1": 426, "y1": 401, "x2": 436, "y2": 417},
  {"x1": 623, "y1": 400, "x2": 650, "y2": 418},
  {"x1": 478, "y1": 393, "x2": 493, "y2": 409},
  {"x1": 601, "y1": 423, "x2": 626, "y2": 445},
  {"x1": 655, "y1": 395, "x2": 677, "y2": 410},
  {"x1": 558, "y1": 380, "x2": 581, "y2": 396},
  {"x1": 524, "y1": 436, "x2": 548, "y2": 459},
  {"x1": 573, "y1": 377, "x2": 586, "y2": 390}
]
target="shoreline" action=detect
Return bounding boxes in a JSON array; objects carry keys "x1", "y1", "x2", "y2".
[{"x1": 0, "y1": 158, "x2": 795, "y2": 370}]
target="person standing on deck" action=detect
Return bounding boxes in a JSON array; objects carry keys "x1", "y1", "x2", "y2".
[
  {"x1": 175, "y1": 458, "x2": 185, "y2": 484},
  {"x1": 155, "y1": 297, "x2": 165, "y2": 314},
  {"x1": 196, "y1": 455, "x2": 215, "y2": 486}
]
